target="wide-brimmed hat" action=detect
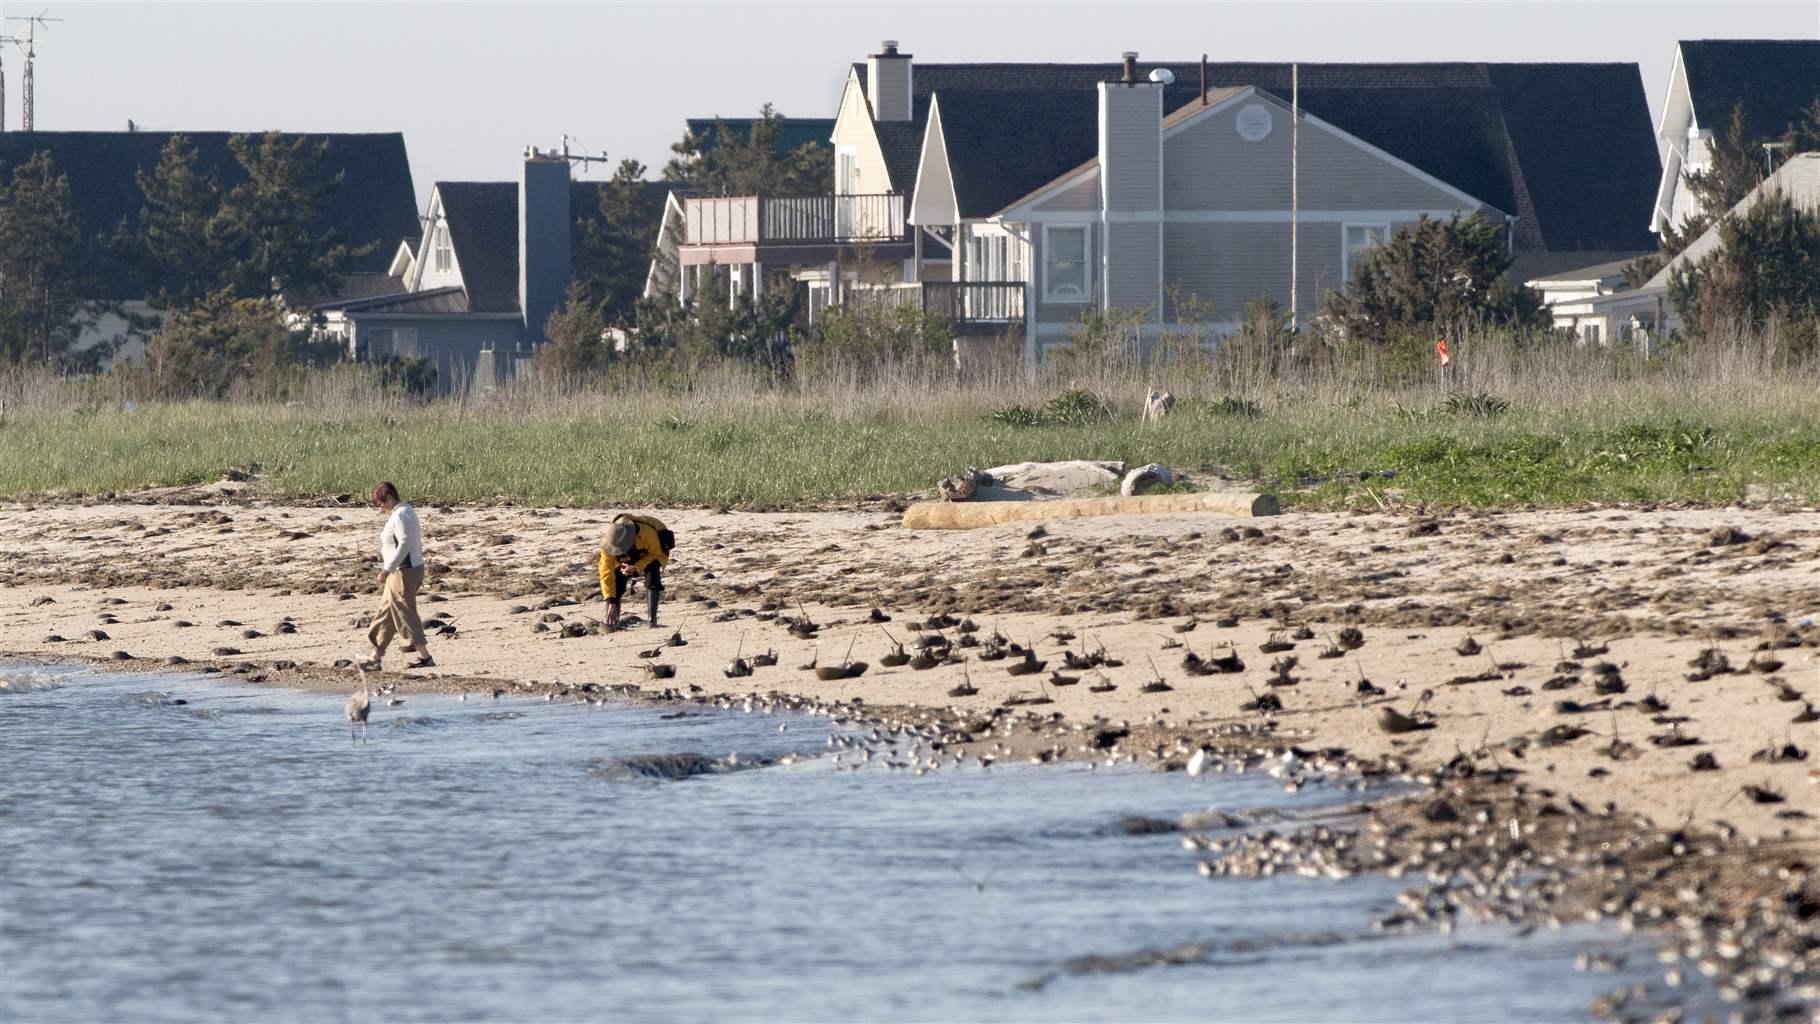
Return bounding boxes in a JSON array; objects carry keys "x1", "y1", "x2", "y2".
[{"x1": 603, "y1": 521, "x2": 636, "y2": 557}]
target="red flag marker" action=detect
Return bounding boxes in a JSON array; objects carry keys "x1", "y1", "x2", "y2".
[{"x1": 1435, "y1": 338, "x2": 1452, "y2": 367}]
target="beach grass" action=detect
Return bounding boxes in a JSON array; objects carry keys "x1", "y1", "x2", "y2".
[{"x1": 4, "y1": 330, "x2": 1820, "y2": 509}]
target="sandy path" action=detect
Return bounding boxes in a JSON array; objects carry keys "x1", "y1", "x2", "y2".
[{"x1": 3, "y1": 497, "x2": 1817, "y2": 844}]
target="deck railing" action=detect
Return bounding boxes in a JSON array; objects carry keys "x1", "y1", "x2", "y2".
[
  {"x1": 841, "y1": 281, "x2": 1026, "y2": 326},
  {"x1": 683, "y1": 193, "x2": 906, "y2": 246}
]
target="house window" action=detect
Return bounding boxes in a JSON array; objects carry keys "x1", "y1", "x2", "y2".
[
  {"x1": 1043, "y1": 224, "x2": 1090, "y2": 303},
  {"x1": 365, "y1": 328, "x2": 394, "y2": 360},
  {"x1": 1582, "y1": 322, "x2": 1602, "y2": 346},
  {"x1": 433, "y1": 223, "x2": 452, "y2": 273},
  {"x1": 1341, "y1": 223, "x2": 1391, "y2": 284}
]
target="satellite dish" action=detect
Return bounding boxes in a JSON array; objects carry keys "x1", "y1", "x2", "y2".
[{"x1": 1149, "y1": 68, "x2": 1176, "y2": 85}]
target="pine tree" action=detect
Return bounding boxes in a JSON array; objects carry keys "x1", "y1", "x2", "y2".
[
  {"x1": 215, "y1": 132, "x2": 372, "y2": 297},
  {"x1": 661, "y1": 104, "x2": 831, "y2": 196},
  {"x1": 123, "y1": 135, "x2": 226, "y2": 309},
  {"x1": 1668, "y1": 187, "x2": 1820, "y2": 344},
  {"x1": 575, "y1": 158, "x2": 663, "y2": 324},
  {"x1": 0, "y1": 152, "x2": 91, "y2": 365},
  {"x1": 1319, "y1": 214, "x2": 1544, "y2": 344}
]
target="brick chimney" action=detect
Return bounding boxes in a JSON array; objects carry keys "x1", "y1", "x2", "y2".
[
  {"x1": 868, "y1": 40, "x2": 913, "y2": 122},
  {"x1": 1097, "y1": 52, "x2": 1164, "y2": 315},
  {"x1": 519, "y1": 149, "x2": 571, "y2": 345}
]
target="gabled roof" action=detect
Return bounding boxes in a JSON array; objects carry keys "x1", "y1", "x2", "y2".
[
  {"x1": 934, "y1": 89, "x2": 1098, "y2": 219},
  {"x1": 858, "y1": 60, "x2": 1660, "y2": 252},
  {"x1": 1680, "y1": 40, "x2": 1820, "y2": 144},
  {"x1": 1646, "y1": 151, "x2": 1820, "y2": 291},
  {"x1": 685, "y1": 117, "x2": 836, "y2": 155},
  {"x1": 432, "y1": 178, "x2": 672, "y2": 314},
  {"x1": 0, "y1": 130, "x2": 418, "y2": 299},
  {"x1": 436, "y1": 182, "x2": 520, "y2": 313}
]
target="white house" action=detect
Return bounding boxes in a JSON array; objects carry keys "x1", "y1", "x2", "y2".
[{"x1": 1650, "y1": 39, "x2": 1820, "y2": 236}]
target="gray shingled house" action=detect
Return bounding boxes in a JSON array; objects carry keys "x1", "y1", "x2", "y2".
[
  {"x1": 0, "y1": 130, "x2": 419, "y2": 365},
  {"x1": 658, "y1": 42, "x2": 1663, "y2": 360},
  {"x1": 315, "y1": 153, "x2": 666, "y2": 391}
]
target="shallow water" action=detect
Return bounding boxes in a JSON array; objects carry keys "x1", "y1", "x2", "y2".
[{"x1": 1, "y1": 662, "x2": 1696, "y2": 1022}]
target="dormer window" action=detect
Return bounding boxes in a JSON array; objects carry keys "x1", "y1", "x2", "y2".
[{"x1": 433, "y1": 222, "x2": 453, "y2": 273}]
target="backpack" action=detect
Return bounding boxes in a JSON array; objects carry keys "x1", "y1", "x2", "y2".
[{"x1": 617, "y1": 513, "x2": 675, "y2": 556}]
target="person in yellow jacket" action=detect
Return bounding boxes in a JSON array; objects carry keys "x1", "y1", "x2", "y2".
[{"x1": 599, "y1": 513, "x2": 674, "y2": 629}]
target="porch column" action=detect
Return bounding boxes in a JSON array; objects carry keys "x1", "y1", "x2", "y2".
[{"x1": 753, "y1": 262, "x2": 765, "y2": 299}]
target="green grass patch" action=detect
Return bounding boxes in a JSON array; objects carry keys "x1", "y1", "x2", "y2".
[{"x1": 3, "y1": 389, "x2": 1820, "y2": 508}]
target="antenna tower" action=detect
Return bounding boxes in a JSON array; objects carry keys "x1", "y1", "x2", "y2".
[{"x1": 6, "y1": 10, "x2": 62, "y2": 131}]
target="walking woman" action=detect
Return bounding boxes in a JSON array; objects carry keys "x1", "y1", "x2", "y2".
[{"x1": 361, "y1": 481, "x2": 434, "y2": 669}]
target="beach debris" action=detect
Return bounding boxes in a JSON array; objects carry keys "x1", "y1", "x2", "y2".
[
  {"x1": 1376, "y1": 705, "x2": 1432, "y2": 734},
  {"x1": 1337, "y1": 626, "x2": 1366, "y2": 650},
  {"x1": 1689, "y1": 752, "x2": 1720, "y2": 772},
  {"x1": 1006, "y1": 649, "x2": 1046, "y2": 676},
  {"x1": 1258, "y1": 632, "x2": 1295, "y2": 654},
  {"x1": 1455, "y1": 636, "x2": 1481, "y2": 657},
  {"x1": 1121, "y1": 463, "x2": 1173, "y2": 497}
]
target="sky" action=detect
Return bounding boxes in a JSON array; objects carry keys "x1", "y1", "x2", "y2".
[{"x1": 29, "y1": 1, "x2": 1820, "y2": 207}]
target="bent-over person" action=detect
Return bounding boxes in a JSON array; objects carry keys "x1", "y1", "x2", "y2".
[
  {"x1": 599, "y1": 513, "x2": 673, "y2": 629},
  {"x1": 362, "y1": 481, "x2": 433, "y2": 669}
]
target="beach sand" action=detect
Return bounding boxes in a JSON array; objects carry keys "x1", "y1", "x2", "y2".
[{"x1": 3, "y1": 494, "x2": 1816, "y2": 847}]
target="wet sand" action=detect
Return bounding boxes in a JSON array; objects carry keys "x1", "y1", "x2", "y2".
[{"x1": 4, "y1": 496, "x2": 1815, "y2": 845}]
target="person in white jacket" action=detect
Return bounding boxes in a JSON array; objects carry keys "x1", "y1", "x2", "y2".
[{"x1": 361, "y1": 481, "x2": 433, "y2": 670}]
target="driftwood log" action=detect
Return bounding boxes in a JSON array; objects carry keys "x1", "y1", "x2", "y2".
[{"x1": 903, "y1": 490, "x2": 1279, "y2": 530}]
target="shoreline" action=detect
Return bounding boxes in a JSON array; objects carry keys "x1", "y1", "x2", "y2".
[{"x1": 4, "y1": 496, "x2": 1819, "y2": 1015}]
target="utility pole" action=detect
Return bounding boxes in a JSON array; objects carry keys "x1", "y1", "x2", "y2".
[
  {"x1": 6, "y1": 10, "x2": 63, "y2": 131},
  {"x1": 0, "y1": 34, "x2": 19, "y2": 132}
]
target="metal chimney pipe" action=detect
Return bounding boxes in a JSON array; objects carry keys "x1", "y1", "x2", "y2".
[
  {"x1": 881, "y1": 39, "x2": 898, "y2": 55},
  {"x1": 1121, "y1": 51, "x2": 1138, "y2": 84},
  {"x1": 1200, "y1": 53, "x2": 1208, "y2": 105}
]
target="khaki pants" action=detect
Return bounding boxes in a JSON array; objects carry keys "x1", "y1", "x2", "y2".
[{"x1": 367, "y1": 565, "x2": 428, "y2": 660}]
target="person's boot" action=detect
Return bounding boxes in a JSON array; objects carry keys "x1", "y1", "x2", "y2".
[{"x1": 647, "y1": 587, "x2": 660, "y2": 629}]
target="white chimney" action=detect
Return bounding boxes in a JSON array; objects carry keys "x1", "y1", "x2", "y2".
[
  {"x1": 1098, "y1": 52, "x2": 1164, "y2": 315},
  {"x1": 868, "y1": 40, "x2": 913, "y2": 123}
]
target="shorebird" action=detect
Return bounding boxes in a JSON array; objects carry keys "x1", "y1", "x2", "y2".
[{"x1": 346, "y1": 670, "x2": 372, "y2": 744}]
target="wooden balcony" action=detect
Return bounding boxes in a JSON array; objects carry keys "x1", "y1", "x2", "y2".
[
  {"x1": 844, "y1": 281, "x2": 1026, "y2": 331},
  {"x1": 680, "y1": 193, "x2": 911, "y2": 266}
]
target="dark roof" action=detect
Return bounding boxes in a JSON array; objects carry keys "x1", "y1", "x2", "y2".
[
  {"x1": 1681, "y1": 40, "x2": 1820, "y2": 146},
  {"x1": 0, "y1": 130, "x2": 417, "y2": 299},
  {"x1": 856, "y1": 60, "x2": 1660, "y2": 252},
  {"x1": 685, "y1": 117, "x2": 835, "y2": 156},
  {"x1": 874, "y1": 107, "x2": 927, "y2": 204},
  {"x1": 935, "y1": 90, "x2": 1098, "y2": 218},
  {"x1": 435, "y1": 178, "x2": 673, "y2": 314},
  {"x1": 320, "y1": 286, "x2": 469, "y2": 315},
  {"x1": 437, "y1": 182, "x2": 520, "y2": 313}
]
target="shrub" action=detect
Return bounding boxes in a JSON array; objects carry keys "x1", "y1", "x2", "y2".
[
  {"x1": 1042, "y1": 388, "x2": 1111, "y2": 425},
  {"x1": 1440, "y1": 391, "x2": 1511, "y2": 418},
  {"x1": 988, "y1": 403, "x2": 1044, "y2": 428}
]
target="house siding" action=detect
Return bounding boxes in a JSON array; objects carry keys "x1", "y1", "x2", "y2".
[
  {"x1": 909, "y1": 104, "x2": 957, "y2": 225},
  {"x1": 1164, "y1": 94, "x2": 1473, "y2": 212},
  {"x1": 832, "y1": 76, "x2": 894, "y2": 195},
  {"x1": 1031, "y1": 172, "x2": 1099, "y2": 213},
  {"x1": 1162, "y1": 219, "x2": 1422, "y2": 320},
  {"x1": 351, "y1": 316, "x2": 523, "y2": 394},
  {"x1": 1100, "y1": 86, "x2": 1163, "y2": 212},
  {"x1": 1105, "y1": 223, "x2": 1161, "y2": 312}
]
